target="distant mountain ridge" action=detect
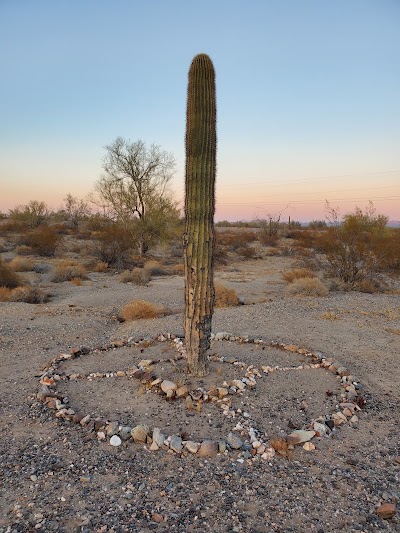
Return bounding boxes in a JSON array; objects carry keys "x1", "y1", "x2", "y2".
[{"x1": 388, "y1": 221, "x2": 400, "y2": 228}]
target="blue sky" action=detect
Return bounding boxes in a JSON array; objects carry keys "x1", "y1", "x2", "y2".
[{"x1": 1, "y1": 0, "x2": 399, "y2": 221}]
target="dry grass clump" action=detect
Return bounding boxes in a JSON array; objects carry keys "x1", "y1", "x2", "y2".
[
  {"x1": 0, "y1": 259, "x2": 23, "y2": 288},
  {"x1": 171, "y1": 263, "x2": 184, "y2": 275},
  {"x1": 8, "y1": 256, "x2": 34, "y2": 272},
  {"x1": 93, "y1": 261, "x2": 109, "y2": 272},
  {"x1": 283, "y1": 268, "x2": 316, "y2": 283},
  {"x1": 119, "y1": 268, "x2": 151, "y2": 285},
  {"x1": 144, "y1": 260, "x2": 169, "y2": 276},
  {"x1": 50, "y1": 260, "x2": 88, "y2": 282},
  {"x1": 119, "y1": 300, "x2": 171, "y2": 322},
  {"x1": 15, "y1": 245, "x2": 34, "y2": 256},
  {"x1": 286, "y1": 277, "x2": 329, "y2": 297},
  {"x1": 71, "y1": 277, "x2": 83, "y2": 286},
  {"x1": 214, "y1": 283, "x2": 240, "y2": 308},
  {"x1": 0, "y1": 286, "x2": 49, "y2": 303}
]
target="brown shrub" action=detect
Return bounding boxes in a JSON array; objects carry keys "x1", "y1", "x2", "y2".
[
  {"x1": 236, "y1": 245, "x2": 258, "y2": 259},
  {"x1": 94, "y1": 224, "x2": 133, "y2": 267},
  {"x1": 144, "y1": 260, "x2": 169, "y2": 276},
  {"x1": 7, "y1": 286, "x2": 49, "y2": 303},
  {"x1": 8, "y1": 256, "x2": 34, "y2": 272},
  {"x1": 283, "y1": 268, "x2": 317, "y2": 283},
  {"x1": 214, "y1": 284, "x2": 240, "y2": 308},
  {"x1": 71, "y1": 277, "x2": 83, "y2": 286},
  {"x1": 23, "y1": 226, "x2": 62, "y2": 256},
  {"x1": 171, "y1": 263, "x2": 184, "y2": 275},
  {"x1": 119, "y1": 300, "x2": 171, "y2": 322},
  {"x1": 0, "y1": 259, "x2": 23, "y2": 288},
  {"x1": 217, "y1": 230, "x2": 257, "y2": 250},
  {"x1": 51, "y1": 261, "x2": 88, "y2": 282},
  {"x1": 286, "y1": 277, "x2": 329, "y2": 297},
  {"x1": 15, "y1": 245, "x2": 34, "y2": 256},
  {"x1": 0, "y1": 287, "x2": 12, "y2": 301},
  {"x1": 119, "y1": 268, "x2": 151, "y2": 285},
  {"x1": 93, "y1": 261, "x2": 109, "y2": 272}
]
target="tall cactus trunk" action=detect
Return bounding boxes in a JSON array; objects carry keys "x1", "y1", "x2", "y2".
[{"x1": 184, "y1": 54, "x2": 217, "y2": 377}]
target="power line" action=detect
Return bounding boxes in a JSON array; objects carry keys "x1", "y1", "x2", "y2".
[{"x1": 217, "y1": 195, "x2": 400, "y2": 207}]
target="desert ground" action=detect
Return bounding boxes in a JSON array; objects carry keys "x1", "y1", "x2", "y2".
[{"x1": 0, "y1": 231, "x2": 399, "y2": 532}]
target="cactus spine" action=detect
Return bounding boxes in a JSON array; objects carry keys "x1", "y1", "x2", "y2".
[{"x1": 184, "y1": 54, "x2": 217, "y2": 377}]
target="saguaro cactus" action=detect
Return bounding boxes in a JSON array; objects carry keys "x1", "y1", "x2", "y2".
[{"x1": 184, "y1": 54, "x2": 217, "y2": 377}]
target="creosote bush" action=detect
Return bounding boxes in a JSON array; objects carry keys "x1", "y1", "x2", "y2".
[
  {"x1": 286, "y1": 277, "x2": 329, "y2": 297},
  {"x1": 119, "y1": 268, "x2": 151, "y2": 285},
  {"x1": 214, "y1": 284, "x2": 240, "y2": 308},
  {"x1": 50, "y1": 261, "x2": 88, "y2": 282},
  {"x1": 94, "y1": 223, "x2": 134, "y2": 268},
  {"x1": 119, "y1": 300, "x2": 171, "y2": 322},
  {"x1": 283, "y1": 268, "x2": 316, "y2": 283},
  {"x1": 0, "y1": 259, "x2": 23, "y2": 288},
  {"x1": 23, "y1": 226, "x2": 62, "y2": 256},
  {"x1": 7, "y1": 286, "x2": 49, "y2": 303}
]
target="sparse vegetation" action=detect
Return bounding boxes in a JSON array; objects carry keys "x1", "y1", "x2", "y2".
[
  {"x1": 214, "y1": 283, "x2": 240, "y2": 307},
  {"x1": 8, "y1": 256, "x2": 34, "y2": 272},
  {"x1": 119, "y1": 268, "x2": 151, "y2": 285},
  {"x1": 50, "y1": 261, "x2": 88, "y2": 282},
  {"x1": 283, "y1": 268, "x2": 317, "y2": 283},
  {"x1": 119, "y1": 300, "x2": 171, "y2": 321},
  {"x1": 0, "y1": 259, "x2": 23, "y2": 288},
  {"x1": 286, "y1": 277, "x2": 329, "y2": 297}
]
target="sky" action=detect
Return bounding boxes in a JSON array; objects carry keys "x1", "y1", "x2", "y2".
[{"x1": 1, "y1": 0, "x2": 399, "y2": 222}]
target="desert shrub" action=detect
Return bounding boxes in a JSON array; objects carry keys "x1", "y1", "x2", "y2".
[
  {"x1": 8, "y1": 200, "x2": 50, "y2": 228},
  {"x1": 286, "y1": 277, "x2": 329, "y2": 297},
  {"x1": 92, "y1": 261, "x2": 109, "y2": 272},
  {"x1": 15, "y1": 245, "x2": 34, "y2": 256},
  {"x1": 214, "y1": 284, "x2": 240, "y2": 307},
  {"x1": 23, "y1": 226, "x2": 62, "y2": 256},
  {"x1": 236, "y1": 244, "x2": 258, "y2": 259},
  {"x1": 0, "y1": 259, "x2": 23, "y2": 288},
  {"x1": 144, "y1": 260, "x2": 169, "y2": 276},
  {"x1": 94, "y1": 224, "x2": 134, "y2": 267},
  {"x1": 51, "y1": 260, "x2": 88, "y2": 282},
  {"x1": 217, "y1": 230, "x2": 257, "y2": 251},
  {"x1": 119, "y1": 268, "x2": 151, "y2": 285},
  {"x1": 354, "y1": 279, "x2": 382, "y2": 293},
  {"x1": 0, "y1": 287, "x2": 12, "y2": 301},
  {"x1": 308, "y1": 220, "x2": 328, "y2": 230},
  {"x1": 119, "y1": 300, "x2": 171, "y2": 322},
  {"x1": 70, "y1": 277, "x2": 83, "y2": 286},
  {"x1": 32, "y1": 262, "x2": 51, "y2": 273},
  {"x1": 171, "y1": 263, "x2": 184, "y2": 275},
  {"x1": 316, "y1": 204, "x2": 390, "y2": 285},
  {"x1": 283, "y1": 268, "x2": 317, "y2": 283},
  {"x1": 7, "y1": 286, "x2": 49, "y2": 303},
  {"x1": 8, "y1": 256, "x2": 34, "y2": 272},
  {"x1": 258, "y1": 232, "x2": 279, "y2": 246}
]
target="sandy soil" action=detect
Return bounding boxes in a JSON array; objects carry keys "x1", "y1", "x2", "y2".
[{"x1": 0, "y1": 254, "x2": 399, "y2": 532}]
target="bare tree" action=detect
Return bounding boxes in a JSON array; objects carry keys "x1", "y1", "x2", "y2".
[
  {"x1": 62, "y1": 194, "x2": 90, "y2": 227},
  {"x1": 95, "y1": 137, "x2": 178, "y2": 255}
]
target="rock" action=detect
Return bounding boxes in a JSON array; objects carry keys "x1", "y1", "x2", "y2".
[
  {"x1": 197, "y1": 440, "x2": 218, "y2": 457},
  {"x1": 342, "y1": 408, "x2": 353, "y2": 417},
  {"x1": 131, "y1": 424, "x2": 149, "y2": 443},
  {"x1": 215, "y1": 332, "x2": 231, "y2": 340},
  {"x1": 218, "y1": 387, "x2": 229, "y2": 399},
  {"x1": 313, "y1": 422, "x2": 328, "y2": 437},
  {"x1": 303, "y1": 442, "x2": 316, "y2": 451},
  {"x1": 190, "y1": 388, "x2": 204, "y2": 401},
  {"x1": 287, "y1": 430, "x2": 315, "y2": 445},
  {"x1": 150, "y1": 441, "x2": 159, "y2": 451},
  {"x1": 231, "y1": 379, "x2": 245, "y2": 390},
  {"x1": 116, "y1": 371, "x2": 126, "y2": 377},
  {"x1": 337, "y1": 366, "x2": 350, "y2": 377},
  {"x1": 120, "y1": 426, "x2": 132, "y2": 441},
  {"x1": 376, "y1": 503, "x2": 396, "y2": 519},
  {"x1": 80, "y1": 415, "x2": 91, "y2": 426},
  {"x1": 218, "y1": 441, "x2": 227, "y2": 453},
  {"x1": 106, "y1": 421, "x2": 119, "y2": 436},
  {"x1": 227, "y1": 432, "x2": 243, "y2": 450},
  {"x1": 110, "y1": 435, "x2": 122, "y2": 447},
  {"x1": 170, "y1": 435, "x2": 183, "y2": 453},
  {"x1": 152, "y1": 513, "x2": 165, "y2": 523},
  {"x1": 161, "y1": 380, "x2": 177, "y2": 395},
  {"x1": 257, "y1": 444, "x2": 266, "y2": 455},
  {"x1": 139, "y1": 359, "x2": 153, "y2": 368},
  {"x1": 176, "y1": 385, "x2": 189, "y2": 398},
  {"x1": 261, "y1": 448, "x2": 275, "y2": 460},
  {"x1": 185, "y1": 441, "x2": 200, "y2": 454},
  {"x1": 285, "y1": 344, "x2": 299, "y2": 352},
  {"x1": 152, "y1": 427, "x2": 165, "y2": 448}
]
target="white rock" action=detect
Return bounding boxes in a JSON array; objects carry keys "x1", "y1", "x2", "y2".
[{"x1": 110, "y1": 435, "x2": 122, "y2": 447}]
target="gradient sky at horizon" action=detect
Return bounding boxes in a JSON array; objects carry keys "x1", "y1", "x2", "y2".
[{"x1": 1, "y1": 0, "x2": 399, "y2": 221}]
